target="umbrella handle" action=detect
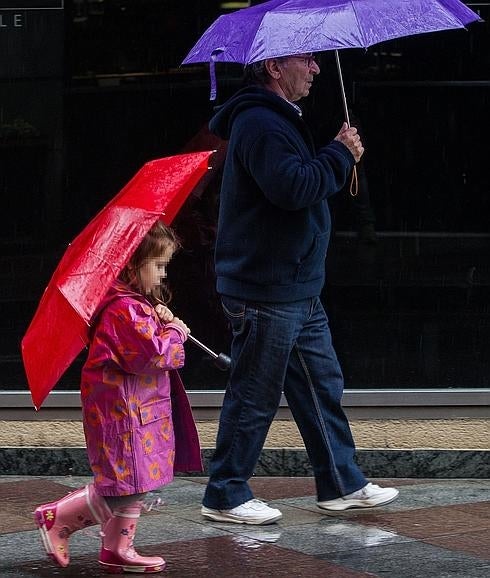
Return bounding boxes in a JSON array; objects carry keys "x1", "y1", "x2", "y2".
[{"x1": 187, "y1": 334, "x2": 231, "y2": 371}]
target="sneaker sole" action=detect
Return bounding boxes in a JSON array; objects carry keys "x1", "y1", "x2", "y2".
[
  {"x1": 317, "y1": 491, "x2": 399, "y2": 511},
  {"x1": 201, "y1": 507, "x2": 282, "y2": 525}
]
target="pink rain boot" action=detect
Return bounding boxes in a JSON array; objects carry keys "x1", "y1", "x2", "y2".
[
  {"x1": 34, "y1": 483, "x2": 113, "y2": 567},
  {"x1": 99, "y1": 502, "x2": 165, "y2": 574}
]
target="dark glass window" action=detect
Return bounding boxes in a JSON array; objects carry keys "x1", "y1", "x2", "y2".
[{"x1": 1, "y1": 1, "x2": 488, "y2": 392}]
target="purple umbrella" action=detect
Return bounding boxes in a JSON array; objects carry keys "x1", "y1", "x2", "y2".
[
  {"x1": 182, "y1": 0, "x2": 481, "y2": 195},
  {"x1": 182, "y1": 0, "x2": 482, "y2": 109}
]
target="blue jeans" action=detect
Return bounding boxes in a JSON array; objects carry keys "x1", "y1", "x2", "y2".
[{"x1": 202, "y1": 296, "x2": 367, "y2": 510}]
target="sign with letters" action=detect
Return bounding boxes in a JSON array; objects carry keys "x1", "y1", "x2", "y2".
[
  {"x1": 0, "y1": 1, "x2": 63, "y2": 29},
  {"x1": 0, "y1": 0, "x2": 64, "y2": 77},
  {"x1": 0, "y1": 1, "x2": 63, "y2": 8}
]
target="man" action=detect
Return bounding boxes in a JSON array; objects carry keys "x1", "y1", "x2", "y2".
[{"x1": 201, "y1": 53, "x2": 398, "y2": 525}]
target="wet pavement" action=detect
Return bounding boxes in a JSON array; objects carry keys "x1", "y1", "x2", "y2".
[{"x1": 0, "y1": 475, "x2": 488, "y2": 577}]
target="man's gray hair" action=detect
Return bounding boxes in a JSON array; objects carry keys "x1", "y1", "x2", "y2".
[{"x1": 243, "y1": 60, "x2": 271, "y2": 86}]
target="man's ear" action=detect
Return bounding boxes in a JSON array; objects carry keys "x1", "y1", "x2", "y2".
[{"x1": 264, "y1": 58, "x2": 282, "y2": 80}]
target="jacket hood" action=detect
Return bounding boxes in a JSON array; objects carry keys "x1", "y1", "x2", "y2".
[{"x1": 209, "y1": 85, "x2": 301, "y2": 140}]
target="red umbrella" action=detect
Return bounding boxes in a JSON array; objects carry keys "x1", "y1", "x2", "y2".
[{"x1": 21, "y1": 151, "x2": 214, "y2": 410}]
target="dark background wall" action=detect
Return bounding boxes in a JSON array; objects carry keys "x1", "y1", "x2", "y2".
[{"x1": 0, "y1": 1, "x2": 489, "y2": 391}]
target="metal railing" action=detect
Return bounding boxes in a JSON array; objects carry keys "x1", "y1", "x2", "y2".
[{"x1": 0, "y1": 389, "x2": 488, "y2": 420}]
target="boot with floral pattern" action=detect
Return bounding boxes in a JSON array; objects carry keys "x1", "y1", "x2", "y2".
[
  {"x1": 34, "y1": 483, "x2": 112, "y2": 567},
  {"x1": 99, "y1": 502, "x2": 165, "y2": 573}
]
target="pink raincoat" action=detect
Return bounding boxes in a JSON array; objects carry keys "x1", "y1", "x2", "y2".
[{"x1": 81, "y1": 281, "x2": 202, "y2": 496}]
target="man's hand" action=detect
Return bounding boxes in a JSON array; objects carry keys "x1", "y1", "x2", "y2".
[{"x1": 334, "y1": 122, "x2": 364, "y2": 163}]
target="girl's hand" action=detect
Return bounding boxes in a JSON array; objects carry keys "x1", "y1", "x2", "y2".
[
  {"x1": 169, "y1": 316, "x2": 190, "y2": 338},
  {"x1": 154, "y1": 304, "x2": 190, "y2": 338},
  {"x1": 154, "y1": 303, "x2": 175, "y2": 323}
]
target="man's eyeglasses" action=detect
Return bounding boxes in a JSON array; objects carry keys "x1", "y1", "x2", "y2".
[{"x1": 288, "y1": 54, "x2": 318, "y2": 67}]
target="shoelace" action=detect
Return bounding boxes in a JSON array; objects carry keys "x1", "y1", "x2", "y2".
[
  {"x1": 357, "y1": 483, "x2": 381, "y2": 498},
  {"x1": 244, "y1": 499, "x2": 268, "y2": 509}
]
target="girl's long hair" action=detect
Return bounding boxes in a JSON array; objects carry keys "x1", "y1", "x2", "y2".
[{"x1": 119, "y1": 221, "x2": 180, "y2": 304}]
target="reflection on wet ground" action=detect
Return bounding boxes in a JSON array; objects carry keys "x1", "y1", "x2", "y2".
[{"x1": 0, "y1": 476, "x2": 489, "y2": 577}]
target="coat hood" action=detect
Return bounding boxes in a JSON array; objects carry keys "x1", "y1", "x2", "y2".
[
  {"x1": 209, "y1": 85, "x2": 302, "y2": 141},
  {"x1": 92, "y1": 280, "x2": 146, "y2": 323}
]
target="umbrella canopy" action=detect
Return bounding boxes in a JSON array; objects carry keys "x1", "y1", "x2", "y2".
[
  {"x1": 183, "y1": 0, "x2": 481, "y2": 65},
  {"x1": 22, "y1": 151, "x2": 213, "y2": 410},
  {"x1": 182, "y1": 0, "x2": 481, "y2": 100}
]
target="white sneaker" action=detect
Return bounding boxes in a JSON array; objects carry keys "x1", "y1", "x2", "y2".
[
  {"x1": 317, "y1": 483, "x2": 399, "y2": 511},
  {"x1": 201, "y1": 499, "x2": 282, "y2": 525}
]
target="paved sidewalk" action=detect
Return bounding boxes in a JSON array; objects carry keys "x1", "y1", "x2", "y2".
[{"x1": 0, "y1": 476, "x2": 488, "y2": 577}]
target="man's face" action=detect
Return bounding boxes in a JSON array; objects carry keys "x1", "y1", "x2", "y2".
[{"x1": 277, "y1": 54, "x2": 320, "y2": 102}]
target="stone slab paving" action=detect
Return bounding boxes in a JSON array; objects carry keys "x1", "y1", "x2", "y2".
[{"x1": 0, "y1": 476, "x2": 488, "y2": 577}]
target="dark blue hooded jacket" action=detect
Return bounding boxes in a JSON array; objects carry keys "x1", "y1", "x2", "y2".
[{"x1": 210, "y1": 85, "x2": 355, "y2": 302}]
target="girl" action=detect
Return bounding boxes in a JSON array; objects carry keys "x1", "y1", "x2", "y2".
[{"x1": 34, "y1": 221, "x2": 202, "y2": 573}]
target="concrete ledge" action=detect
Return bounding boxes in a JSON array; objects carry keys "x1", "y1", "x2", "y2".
[
  {"x1": 1, "y1": 419, "x2": 488, "y2": 449},
  {"x1": 0, "y1": 447, "x2": 488, "y2": 478}
]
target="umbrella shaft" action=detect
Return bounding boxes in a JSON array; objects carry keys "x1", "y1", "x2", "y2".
[
  {"x1": 187, "y1": 334, "x2": 218, "y2": 359},
  {"x1": 335, "y1": 50, "x2": 351, "y2": 127}
]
